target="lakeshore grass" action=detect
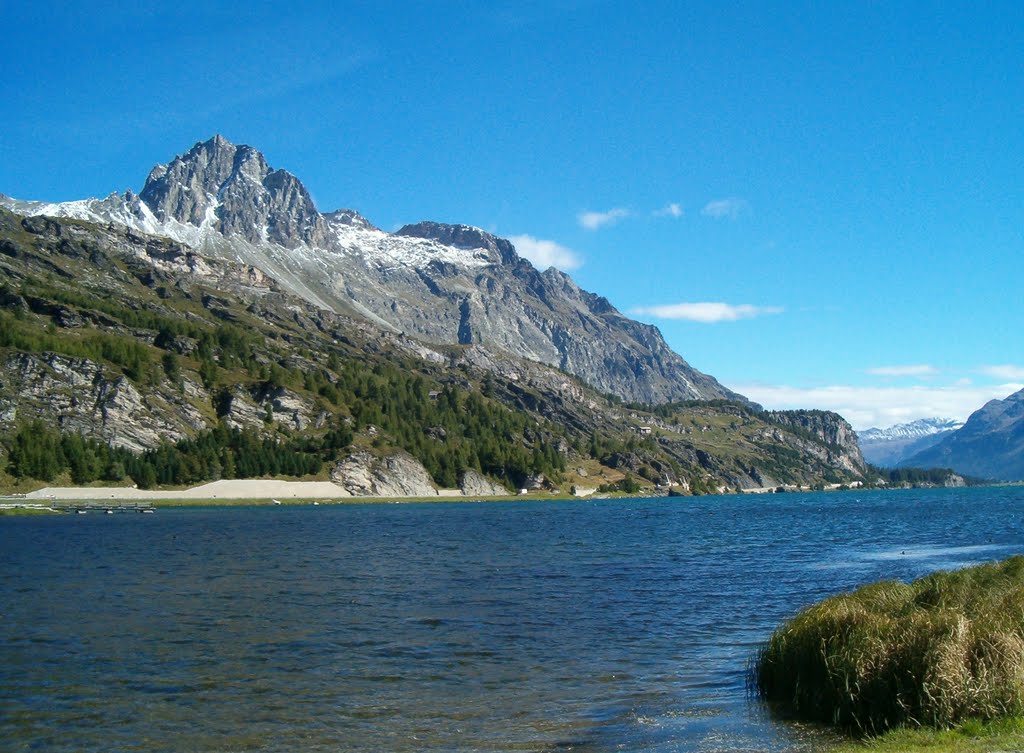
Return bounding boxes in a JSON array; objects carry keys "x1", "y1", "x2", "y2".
[
  {"x1": 830, "y1": 716, "x2": 1024, "y2": 752},
  {"x1": 756, "y1": 556, "x2": 1024, "y2": 737}
]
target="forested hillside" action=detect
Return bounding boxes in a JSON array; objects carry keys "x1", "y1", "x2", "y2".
[{"x1": 0, "y1": 208, "x2": 867, "y2": 495}]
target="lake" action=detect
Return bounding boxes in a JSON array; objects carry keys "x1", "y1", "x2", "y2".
[{"x1": 3, "y1": 486, "x2": 1023, "y2": 752}]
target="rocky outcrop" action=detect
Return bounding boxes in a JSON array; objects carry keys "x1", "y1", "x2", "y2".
[
  {"x1": 459, "y1": 469, "x2": 509, "y2": 497},
  {"x1": 767, "y1": 409, "x2": 866, "y2": 473},
  {"x1": 325, "y1": 208, "x2": 377, "y2": 231},
  {"x1": 330, "y1": 450, "x2": 438, "y2": 497},
  {"x1": 0, "y1": 353, "x2": 206, "y2": 452}
]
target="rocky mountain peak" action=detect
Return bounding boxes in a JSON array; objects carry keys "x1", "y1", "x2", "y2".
[
  {"x1": 396, "y1": 222, "x2": 520, "y2": 265},
  {"x1": 139, "y1": 135, "x2": 332, "y2": 250},
  {"x1": 325, "y1": 208, "x2": 378, "y2": 231},
  {"x1": 2, "y1": 135, "x2": 751, "y2": 406}
]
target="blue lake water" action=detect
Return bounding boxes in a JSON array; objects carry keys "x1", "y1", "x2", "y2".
[{"x1": 3, "y1": 486, "x2": 1024, "y2": 752}]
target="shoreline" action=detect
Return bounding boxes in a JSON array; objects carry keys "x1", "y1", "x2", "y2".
[{"x1": 1, "y1": 478, "x2": 587, "y2": 510}]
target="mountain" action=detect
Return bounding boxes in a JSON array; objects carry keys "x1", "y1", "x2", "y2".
[
  {"x1": 0, "y1": 204, "x2": 865, "y2": 494},
  {"x1": 857, "y1": 418, "x2": 963, "y2": 467},
  {"x1": 1, "y1": 135, "x2": 739, "y2": 405},
  {"x1": 903, "y1": 390, "x2": 1024, "y2": 481}
]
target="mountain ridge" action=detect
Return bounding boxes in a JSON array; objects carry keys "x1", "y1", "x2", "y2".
[
  {"x1": 0, "y1": 204, "x2": 866, "y2": 493},
  {"x1": 904, "y1": 390, "x2": 1024, "y2": 481},
  {"x1": 857, "y1": 418, "x2": 964, "y2": 467},
  {"x1": 1, "y1": 134, "x2": 741, "y2": 405}
]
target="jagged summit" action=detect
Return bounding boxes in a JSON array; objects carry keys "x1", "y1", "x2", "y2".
[
  {"x1": 325, "y1": 208, "x2": 377, "y2": 231},
  {"x1": 0, "y1": 135, "x2": 746, "y2": 405},
  {"x1": 139, "y1": 135, "x2": 330, "y2": 249}
]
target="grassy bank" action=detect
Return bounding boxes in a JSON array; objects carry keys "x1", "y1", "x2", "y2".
[
  {"x1": 756, "y1": 556, "x2": 1024, "y2": 737},
  {"x1": 831, "y1": 717, "x2": 1024, "y2": 752}
]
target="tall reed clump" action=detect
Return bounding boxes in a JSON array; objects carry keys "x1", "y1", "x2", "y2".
[{"x1": 755, "y1": 556, "x2": 1024, "y2": 735}]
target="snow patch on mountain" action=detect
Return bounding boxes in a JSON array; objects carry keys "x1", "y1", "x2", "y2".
[
  {"x1": 858, "y1": 417, "x2": 965, "y2": 467},
  {"x1": 328, "y1": 220, "x2": 493, "y2": 271},
  {"x1": 0, "y1": 192, "x2": 495, "y2": 276},
  {"x1": 859, "y1": 418, "x2": 964, "y2": 442}
]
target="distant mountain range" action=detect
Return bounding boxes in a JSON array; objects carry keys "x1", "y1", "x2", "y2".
[
  {"x1": 904, "y1": 389, "x2": 1024, "y2": 481},
  {"x1": 858, "y1": 418, "x2": 963, "y2": 467}
]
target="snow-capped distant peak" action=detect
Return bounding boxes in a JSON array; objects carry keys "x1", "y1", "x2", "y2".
[{"x1": 858, "y1": 418, "x2": 964, "y2": 442}]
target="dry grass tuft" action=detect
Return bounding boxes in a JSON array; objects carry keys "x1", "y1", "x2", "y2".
[{"x1": 755, "y1": 556, "x2": 1024, "y2": 734}]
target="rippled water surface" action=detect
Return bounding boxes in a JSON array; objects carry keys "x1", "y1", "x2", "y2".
[{"x1": 3, "y1": 487, "x2": 1024, "y2": 752}]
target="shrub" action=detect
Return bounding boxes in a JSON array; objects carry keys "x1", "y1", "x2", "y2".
[{"x1": 755, "y1": 556, "x2": 1024, "y2": 734}]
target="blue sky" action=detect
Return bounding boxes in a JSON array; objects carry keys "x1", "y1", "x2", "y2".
[{"x1": 2, "y1": 1, "x2": 1022, "y2": 429}]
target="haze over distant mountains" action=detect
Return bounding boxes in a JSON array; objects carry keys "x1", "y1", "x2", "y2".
[
  {"x1": 1, "y1": 135, "x2": 740, "y2": 406},
  {"x1": 903, "y1": 389, "x2": 1024, "y2": 481},
  {"x1": 857, "y1": 418, "x2": 963, "y2": 467}
]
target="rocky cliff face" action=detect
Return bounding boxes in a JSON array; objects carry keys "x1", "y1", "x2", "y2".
[
  {"x1": 0, "y1": 352, "x2": 206, "y2": 452},
  {"x1": 459, "y1": 469, "x2": 510, "y2": 496},
  {"x1": 766, "y1": 410, "x2": 865, "y2": 474},
  {"x1": 2, "y1": 135, "x2": 741, "y2": 405}
]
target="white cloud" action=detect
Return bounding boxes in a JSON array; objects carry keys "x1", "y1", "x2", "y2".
[
  {"x1": 632, "y1": 302, "x2": 783, "y2": 323},
  {"x1": 866, "y1": 365, "x2": 939, "y2": 378},
  {"x1": 507, "y1": 234, "x2": 583, "y2": 271},
  {"x1": 578, "y1": 207, "x2": 630, "y2": 230},
  {"x1": 701, "y1": 197, "x2": 749, "y2": 219},
  {"x1": 730, "y1": 381, "x2": 1024, "y2": 431},
  {"x1": 654, "y1": 202, "x2": 683, "y2": 218},
  {"x1": 978, "y1": 364, "x2": 1024, "y2": 380}
]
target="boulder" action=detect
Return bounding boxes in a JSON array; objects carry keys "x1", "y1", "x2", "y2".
[
  {"x1": 330, "y1": 450, "x2": 437, "y2": 497},
  {"x1": 459, "y1": 469, "x2": 509, "y2": 497}
]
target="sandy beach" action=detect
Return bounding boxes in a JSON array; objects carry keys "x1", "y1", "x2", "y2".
[{"x1": 20, "y1": 479, "x2": 357, "y2": 501}]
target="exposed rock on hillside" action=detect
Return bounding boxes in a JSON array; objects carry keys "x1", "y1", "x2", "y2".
[
  {"x1": 0, "y1": 352, "x2": 205, "y2": 452},
  {"x1": 459, "y1": 469, "x2": 510, "y2": 497},
  {"x1": 330, "y1": 450, "x2": 438, "y2": 497},
  {"x1": 766, "y1": 410, "x2": 865, "y2": 473}
]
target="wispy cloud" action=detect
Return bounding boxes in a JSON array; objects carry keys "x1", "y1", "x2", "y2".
[
  {"x1": 730, "y1": 381, "x2": 1024, "y2": 431},
  {"x1": 979, "y1": 364, "x2": 1024, "y2": 380},
  {"x1": 701, "y1": 197, "x2": 749, "y2": 219},
  {"x1": 578, "y1": 207, "x2": 630, "y2": 230},
  {"x1": 866, "y1": 365, "x2": 939, "y2": 378},
  {"x1": 507, "y1": 234, "x2": 582, "y2": 271},
  {"x1": 653, "y1": 202, "x2": 683, "y2": 218},
  {"x1": 632, "y1": 302, "x2": 783, "y2": 323}
]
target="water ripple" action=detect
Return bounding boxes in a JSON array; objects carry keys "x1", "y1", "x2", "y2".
[{"x1": 2, "y1": 487, "x2": 1024, "y2": 751}]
